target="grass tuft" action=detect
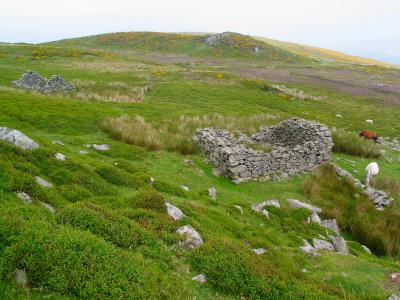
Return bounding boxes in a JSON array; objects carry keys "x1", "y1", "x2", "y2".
[{"x1": 332, "y1": 130, "x2": 382, "y2": 158}]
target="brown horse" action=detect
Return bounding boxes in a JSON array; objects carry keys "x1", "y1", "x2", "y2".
[{"x1": 359, "y1": 130, "x2": 379, "y2": 142}]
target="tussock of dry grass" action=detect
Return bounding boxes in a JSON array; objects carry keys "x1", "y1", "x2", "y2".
[
  {"x1": 271, "y1": 84, "x2": 327, "y2": 101},
  {"x1": 100, "y1": 113, "x2": 278, "y2": 154},
  {"x1": 332, "y1": 130, "x2": 382, "y2": 158}
]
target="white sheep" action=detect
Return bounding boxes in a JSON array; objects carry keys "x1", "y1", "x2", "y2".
[
  {"x1": 365, "y1": 119, "x2": 374, "y2": 124},
  {"x1": 365, "y1": 162, "x2": 379, "y2": 186}
]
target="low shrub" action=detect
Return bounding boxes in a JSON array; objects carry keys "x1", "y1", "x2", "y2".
[
  {"x1": 332, "y1": 130, "x2": 382, "y2": 158},
  {"x1": 58, "y1": 184, "x2": 93, "y2": 203},
  {"x1": 128, "y1": 189, "x2": 166, "y2": 213},
  {"x1": 153, "y1": 180, "x2": 187, "y2": 198},
  {"x1": 95, "y1": 166, "x2": 145, "y2": 189},
  {"x1": 302, "y1": 163, "x2": 400, "y2": 256},
  {"x1": 0, "y1": 227, "x2": 164, "y2": 299},
  {"x1": 189, "y1": 239, "x2": 343, "y2": 299}
]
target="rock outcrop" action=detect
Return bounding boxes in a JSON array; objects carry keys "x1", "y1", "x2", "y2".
[
  {"x1": 12, "y1": 71, "x2": 75, "y2": 93},
  {"x1": 194, "y1": 118, "x2": 333, "y2": 183},
  {"x1": 0, "y1": 127, "x2": 39, "y2": 150}
]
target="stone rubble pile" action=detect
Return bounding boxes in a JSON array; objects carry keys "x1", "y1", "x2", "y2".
[
  {"x1": 193, "y1": 118, "x2": 333, "y2": 183},
  {"x1": 12, "y1": 71, "x2": 75, "y2": 93}
]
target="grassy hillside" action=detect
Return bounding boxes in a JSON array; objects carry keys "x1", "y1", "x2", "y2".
[{"x1": 0, "y1": 33, "x2": 399, "y2": 299}]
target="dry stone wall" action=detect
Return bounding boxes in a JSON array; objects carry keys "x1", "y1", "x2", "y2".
[{"x1": 193, "y1": 118, "x2": 333, "y2": 183}]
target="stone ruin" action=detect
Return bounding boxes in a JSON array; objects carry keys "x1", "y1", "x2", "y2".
[
  {"x1": 12, "y1": 71, "x2": 75, "y2": 93},
  {"x1": 193, "y1": 118, "x2": 333, "y2": 183}
]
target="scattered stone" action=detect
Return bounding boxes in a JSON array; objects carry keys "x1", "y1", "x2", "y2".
[
  {"x1": 321, "y1": 219, "x2": 340, "y2": 235},
  {"x1": 212, "y1": 168, "x2": 221, "y2": 177},
  {"x1": 299, "y1": 239, "x2": 316, "y2": 255},
  {"x1": 183, "y1": 159, "x2": 193, "y2": 166},
  {"x1": 13, "y1": 269, "x2": 28, "y2": 286},
  {"x1": 389, "y1": 272, "x2": 400, "y2": 281},
  {"x1": 12, "y1": 71, "x2": 75, "y2": 93},
  {"x1": 52, "y1": 140, "x2": 64, "y2": 146},
  {"x1": 252, "y1": 199, "x2": 280, "y2": 212},
  {"x1": 261, "y1": 209, "x2": 269, "y2": 219},
  {"x1": 253, "y1": 248, "x2": 266, "y2": 255},
  {"x1": 264, "y1": 199, "x2": 280, "y2": 209},
  {"x1": 193, "y1": 118, "x2": 333, "y2": 183},
  {"x1": 365, "y1": 119, "x2": 374, "y2": 124},
  {"x1": 177, "y1": 225, "x2": 203, "y2": 249},
  {"x1": 361, "y1": 245, "x2": 372, "y2": 254},
  {"x1": 312, "y1": 238, "x2": 334, "y2": 251},
  {"x1": 79, "y1": 150, "x2": 89, "y2": 155},
  {"x1": 287, "y1": 199, "x2": 322, "y2": 213},
  {"x1": 0, "y1": 127, "x2": 39, "y2": 150},
  {"x1": 335, "y1": 114, "x2": 343, "y2": 118},
  {"x1": 35, "y1": 176, "x2": 53, "y2": 189},
  {"x1": 165, "y1": 202, "x2": 186, "y2": 221},
  {"x1": 181, "y1": 185, "x2": 190, "y2": 192},
  {"x1": 192, "y1": 274, "x2": 207, "y2": 283},
  {"x1": 233, "y1": 205, "x2": 243, "y2": 214},
  {"x1": 302, "y1": 268, "x2": 308, "y2": 273},
  {"x1": 16, "y1": 192, "x2": 32, "y2": 204},
  {"x1": 330, "y1": 236, "x2": 349, "y2": 255},
  {"x1": 54, "y1": 153, "x2": 66, "y2": 161},
  {"x1": 307, "y1": 211, "x2": 321, "y2": 224},
  {"x1": 150, "y1": 177, "x2": 155, "y2": 184},
  {"x1": 92, "y1": 144, "x2": 110, "y2": 151},
  {"x1": 41, "y1": 202, "x2": 56, "y2": 214},
  {"x1": 208, "y1": 187, "x2": 216, "y2": 200},
  {"x1": 388, "y1": 294, "x2": 400, "y2": 300}
]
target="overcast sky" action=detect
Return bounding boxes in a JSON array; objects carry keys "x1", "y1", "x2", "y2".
[{"x1": 1, "y1": 0, "x2": 400, "y2": 63}]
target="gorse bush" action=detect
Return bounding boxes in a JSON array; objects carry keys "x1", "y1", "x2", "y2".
[
  {"x1": 302, "y1": 163, "x2": 400, "y2": 256},
  {"x1": 100, "y1": 113, "x2": 278, "y2": 154},
  {"x1": 332, "y1": 130, "x2": 382, "y2": 158}
]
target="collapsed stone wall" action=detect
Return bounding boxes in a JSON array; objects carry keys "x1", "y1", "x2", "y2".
[
  {"x1": 12, "y1": 71, "x2": 75, "y2": 93},
  {"x1": 193, "y1": 118, "x2": 333, "y2": 183}
]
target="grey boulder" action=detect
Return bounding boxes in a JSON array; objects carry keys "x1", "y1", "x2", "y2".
[
  {"x1": 287, "y1": 199, "x2": 322, "y2": 213},
  {"x1": 165, "y1": 202, "x2": 185, "y2": 221},
  {"x1": 0, "y1": 127, "x2": 39, "y2": 150},
  {"x1": 177, "y1": 225, "x2": 203, "y2": 249},
  {"x1": 312, "y1": 238, "x2": 334, "y2": 251}
]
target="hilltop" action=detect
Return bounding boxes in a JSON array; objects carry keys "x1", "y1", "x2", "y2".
[{"x1": 0, "y1": 31, "x2": 399, "y2": 299}]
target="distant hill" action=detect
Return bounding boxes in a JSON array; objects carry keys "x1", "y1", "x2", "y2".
[
  {"x1": 254, "y1": 36, "x2": 390, "y2": 66},
  {"x1": 44, "y1": 31, "x2": 315, "y2": 64}
]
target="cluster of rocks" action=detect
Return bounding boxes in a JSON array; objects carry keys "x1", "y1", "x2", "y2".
[
  {"x1": 204, "y1": 32, "x2": 233, "y2": 46},
  {"x1": 334, "y1": 165, "x2": 393, "y2": 210},
  {"x1": 12, "y1": 71, "x2": 75, "y2": 93},
  {"x1": 165, "y1": 202, "x2": 204, "y2": 249},
  {"x1": 252, "y1": 197, "x2": 369, "y2": 256},
  {"x1": 194, "y1": 118, "x2": 333, "y2": 183}
]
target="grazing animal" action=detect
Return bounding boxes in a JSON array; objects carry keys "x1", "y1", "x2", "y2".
[
  {"x1": 359, "y1": 130, "x2": 379, "y2": 143},
  {"x1": 365, "y1": 119, "x2": 374, "y2": 124},
  {"x1": 365, "y1": 162, "x2": 379, "y2": 186}
]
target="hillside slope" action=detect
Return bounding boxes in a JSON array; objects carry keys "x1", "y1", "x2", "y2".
[
  {"x1": 0, "y1": 34, "x2": 399, "y2": 299},
  {"x1": 254, "y1": 36, "x2": 392, "y2": 66}
]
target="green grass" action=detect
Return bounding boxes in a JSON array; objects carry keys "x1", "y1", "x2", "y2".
[{"x1": 0, "y1": 36, "x2": 399, "y2": 299}]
